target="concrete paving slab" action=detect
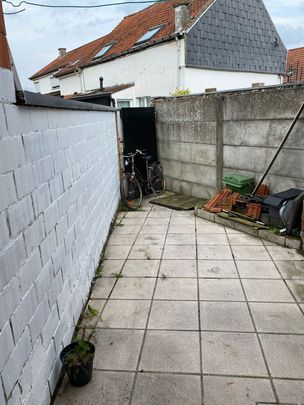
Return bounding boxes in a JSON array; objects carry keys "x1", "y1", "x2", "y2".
[
  {"x1": 275, "y1": 260, "x2": 304, "y2": 279},
  {"x1": 236, "y1": 261, "x2": 281, "y2": 279},
  {"x1": 147, "y1": 211, "x2": 172, "y2": 218},
  {"x1": 274, "y1": 379, "x2": 304, "y2": 404},
  {"x1": 159, "y1": 259, "x2": 197, "y2": 277},
  {"x1": 198, "y1": 245, "x2": 233, "y2": 260},
  {"x1": 108, "y1": 234, "x2": 137, "y2": 246},
  {"x1": 250, "y1": 302, "x2": 304, "y2": 333},
  {"x1": 201, "y1": 302, "x2": 254, "y2": 332},
  {"x1": 197, "y1": 234, "x2": 229, "y2": 245},
  {"x1": 148, "y1": 300, "x2": 199, "y2": 330},
  {"x1": 125, "y1": 211, "x2": 148, "y2": 218},
  {"x1": 93, "y1": 329, "x2": 144, "y2": 370},
  {"x1": 98, "y1": 300, "x2": 150, "y2": 329},
  {"x1": 260, "y1": 334, "x2": 304, "y2": 378},
  {"x1": 122, "y1": 260, "x2": 160, "y2": 277},
  {"x1": 104, "y1": 245, "x2": 131, "y2": 260},
  {"x1": 140, "y1": 330, "x2": 200, "y2": 373},
  {"x1": 80, "y1": 300, "x2": 106, "y2": 328},
  {"x1": 131, "y1": 373, "x2": 201, "y2": 405},
  {"x1": 166, "y1": 233, "x2": 196, "y2": 245},
  {"x1": 196, "y1": 223, "x2": 226, "y2": 234},
  {"x1": 111, "y1": 278, "x2": 156, "y2": 300},
  {"x1": 266, "y1": 246, "x2": 304, "y2": 261},
  {"x1": 199, "y1": 279, "x2": 245, "y2": 301},
  {"x1": 140, "y1": 225, "x2": 168, "y2": 234},
  {"x1": 231, "y1": 246, "x2": 271, "y2": 261},
  {"x1": 227, "y1": 234, "x2": 263, "y2": 246},
  {"x1": 128, "y1": 245, "x2": 163, "y2": 260},
  {"x1": 154, "y1": 278, "x2": 197, "y2": 300},
  {"x1": 168, "y1": 224, "x2": 195, "y2": 234},
  {"x1": 285, "y1": 279, "x2": 304, "y2": 302},
  {"x1": 145, "y1": 217, "x2": 170, "y2": 226},
  {"x1": 242, "y1": 279, "x2": 295, "y2": 302},
  {"x1": 202, "y1": 332, "x2": 268, "y2": 376},
  {"x1": 121, "y1": 217, "x2": 146, "y2": 226},
  {"x1": 203, "y1": 376, "x2": 274, "y2": 405},
  {"x1": 100, "y1": 260, "x2": 125, "y2": 277},
  {"x1": 113, "y1": 225, "x2": 141, "y2": 235},
  {"x1": 170, "y1": 217, "x2": 195, "y2": 225},
  {"x1": 198, "y1": 260, "x2": 238, "y2": 278},
  {"x1": 135, "y1": 234, "x2": 166, "y2": 246},
  {"x1": 54, "y1": 371, "x2": 134, "y2": 405},
  {"x1": 163, "y1": 245, "x2": 196, "y2": 260},
  {"x1": 91, "y1": 278, "x2": 116, "y2": 299}
]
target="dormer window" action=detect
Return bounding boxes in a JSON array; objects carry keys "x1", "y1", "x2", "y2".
[
  {"x1": 136, "y1": 25, "x2": 165, "y2": 45},
  {"x1": 94, "y1": 43, "x2": 115, "y2": 59}
]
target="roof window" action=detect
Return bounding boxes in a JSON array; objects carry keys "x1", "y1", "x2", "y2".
[
  {"x1": 136, "y1": 25, "x2": 164, "y2": 45},
  {"x1": 94, "y1": 43, "x2": 114, "y2": 59}
]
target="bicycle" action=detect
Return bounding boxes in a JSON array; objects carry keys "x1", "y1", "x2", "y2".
[{"x1": 120, "y1": 149, "x2": 165, "y2": 210}]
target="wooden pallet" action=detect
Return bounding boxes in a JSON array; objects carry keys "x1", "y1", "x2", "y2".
[{"x1": 150, "y1": 193, "x2": 206, "y2": 211}]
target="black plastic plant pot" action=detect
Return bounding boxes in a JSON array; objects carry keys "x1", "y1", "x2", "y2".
[{"x1": 60, "y1": 341, "x2": 95, "y2": 387}]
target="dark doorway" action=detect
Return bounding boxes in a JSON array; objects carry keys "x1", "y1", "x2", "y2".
[{"x1": 120, "y1": 107, "x2": 158, "y2": 179}]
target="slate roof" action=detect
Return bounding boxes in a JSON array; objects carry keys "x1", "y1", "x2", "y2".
[
  {"x1": 285, "y1": 47, "x2": 304, "y2": 83},
  {"x1": 30, "y1": 0, "x2": 212, "y2": 80}
]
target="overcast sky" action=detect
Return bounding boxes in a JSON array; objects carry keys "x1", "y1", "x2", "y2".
[{"x1": 3, "y1": 0, "x2": 304, "y2": 90}]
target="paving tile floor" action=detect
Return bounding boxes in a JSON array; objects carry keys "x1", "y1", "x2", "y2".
[{"x1": 55, "y1": 199, "x2": 304, "y2": 405}]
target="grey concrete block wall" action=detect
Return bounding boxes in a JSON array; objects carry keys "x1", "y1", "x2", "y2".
[
  {"x1": 155, "y1": 85, "x2": 304, "y2": 198},
  {"x1": 155, "y1": 95, "x2": 220, "y2": 198},
  {"x1": 0, "y1": 68, "x2": 120, "y2": 405}
]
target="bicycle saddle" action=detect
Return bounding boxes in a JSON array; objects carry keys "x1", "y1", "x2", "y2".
[{"x1": 142, "y1": 155, "x2": 152, "y2": 160}]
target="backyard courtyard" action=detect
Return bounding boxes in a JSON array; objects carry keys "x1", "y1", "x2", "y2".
[{"x1": 55, "y1": 198, "x2": 304, "y2": 405}]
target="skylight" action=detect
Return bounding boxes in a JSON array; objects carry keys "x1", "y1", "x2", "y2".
[
  {"x1": 136, "y1": 25, "x2": 164, "y2": 45},
  {"x1": 94, "y1": 43, "x2": 114, "y2": 59}
]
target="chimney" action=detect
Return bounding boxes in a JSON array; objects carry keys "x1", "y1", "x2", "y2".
[
  {"x1": 58, "y1": 48, "x2": 67, "y2": 57},
  {"x1": 99, "y1": 76, "x2": 104, "y2": 90},
  {"x1": 174, "y1": 2, "x2": 190, "y2": 33}
]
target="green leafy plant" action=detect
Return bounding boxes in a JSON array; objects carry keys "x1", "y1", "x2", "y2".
[
  {"x1": 112, "y1": 272, "x2": 124, "y2": 279},
  {"x1": 170, "y1": 88, "x2": 191, "y2": 97},
  {"x1": 63, "y1": 338, "x2": 92, "y2": 367},
  {"x1": 84, "y1": 305, "x2": 100, "y2": 319}
]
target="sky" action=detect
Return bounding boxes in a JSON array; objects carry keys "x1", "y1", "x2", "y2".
[{"x1": 3, "y1": 0, "x2": 304, "y2": 90}]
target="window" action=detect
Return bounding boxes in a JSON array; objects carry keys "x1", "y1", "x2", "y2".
[
  {"x1": 136, "y1": 25, "x2": 164, "y2": 45},
  {"x1": 138, "y1": 97, "x2": 151, "y2": 107},
  {"x1": 94, "y1": 43, "x2": 114, "y2": 59},
  {"x1": 50, "y1": 76, "x2": 60, "y2": 89},
  {"x1": 117, "y1": 100, "x2": 131, "y2": 109},
  {"x1": 34, "y1": 82, "x2": 40, "y2": 93}
]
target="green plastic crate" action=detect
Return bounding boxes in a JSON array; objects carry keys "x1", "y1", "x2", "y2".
[{"x1": 223, "y1": 173, "x2": 255, "y2": 195}]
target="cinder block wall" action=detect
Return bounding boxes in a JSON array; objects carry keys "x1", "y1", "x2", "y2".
[
  {"x1": 0, "y1": 69, "x2": 120, "y2": 405},
  {"x1": 155, "y1": 85, "x2": 304, "y2": 198}
]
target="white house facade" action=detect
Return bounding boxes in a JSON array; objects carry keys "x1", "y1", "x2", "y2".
[{"x1": 30, "y1": 0, "x2": 286, "y2": 108}]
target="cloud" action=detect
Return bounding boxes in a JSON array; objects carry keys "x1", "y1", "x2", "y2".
[{"x1": 3, "y1": 0, "x2": 304, "y2": 90}]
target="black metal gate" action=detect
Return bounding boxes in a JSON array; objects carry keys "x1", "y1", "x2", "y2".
[{"x1": 120, "y1": 107, "x2": 158, "y2": 180}]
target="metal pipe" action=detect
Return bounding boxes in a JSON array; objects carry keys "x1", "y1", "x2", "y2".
[{"x1": 251, "y1": 101, "x2": 304, "y2": 196}]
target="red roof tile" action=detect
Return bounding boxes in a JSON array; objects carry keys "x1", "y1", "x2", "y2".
[
  {"x1": 30, "y1": 0, "x2": 212, "y2": 80},
  {"x1": 285, "y1": 46, "x2": 304, "y2": 83}
]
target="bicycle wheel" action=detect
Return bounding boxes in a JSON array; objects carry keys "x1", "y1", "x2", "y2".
[
  {"x1": 148, "y1": 163, "x2": 166, "y2": 193},
  {"x1": 120, "y1": 174, "x2": 143, "y2": 210}
]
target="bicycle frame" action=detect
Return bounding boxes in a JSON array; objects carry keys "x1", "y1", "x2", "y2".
[{"x1": 123, "y1": 151, "x2": 152, "y2": 190}]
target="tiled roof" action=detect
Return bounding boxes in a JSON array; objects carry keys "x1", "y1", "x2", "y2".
[
  {"x1": 30, "y1": 0, "x2": 212, "y2": 80},
  {"x1": 285, "y1": 47, "x2": 304, "y2": 83}
]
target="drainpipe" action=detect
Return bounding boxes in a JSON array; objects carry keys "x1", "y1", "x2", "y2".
[
  {"x1": 0, "y1": 1, "x2": 11, "y2": 70},
  {"x1": 176, "y1": 37, "x2": 181, "y2": 89}
]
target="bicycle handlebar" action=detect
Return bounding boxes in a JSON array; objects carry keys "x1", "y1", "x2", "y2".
[{"x1": 124, "y1": 149, "x2": 147, "y2": 158}]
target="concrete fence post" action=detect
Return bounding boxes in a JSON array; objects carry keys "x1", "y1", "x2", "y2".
[
  {"x1": 0, "y1": 1, "x2": 11, "y2": 70},
  {"x1": 215, "y1": 96, "x2": 224, "y2": 190}
]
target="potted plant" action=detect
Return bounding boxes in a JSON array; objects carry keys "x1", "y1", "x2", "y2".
[{"x1": 60, "y1": 337, "x2": 95, "y2": 387}]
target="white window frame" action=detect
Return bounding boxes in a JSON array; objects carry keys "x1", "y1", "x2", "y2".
[
  {"x1": 50, "y1": 76, "x2": 60, "y2": 89},
  {"x1": 117, "y1": 99, "x2": 132, "y2": 109}
]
